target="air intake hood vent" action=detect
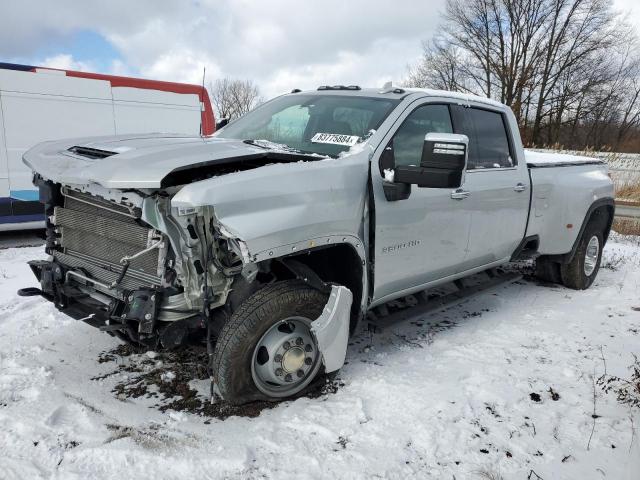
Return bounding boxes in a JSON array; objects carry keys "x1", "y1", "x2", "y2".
[{"x1": 68, "y1": 146, "x2": 116, "y2": 160}]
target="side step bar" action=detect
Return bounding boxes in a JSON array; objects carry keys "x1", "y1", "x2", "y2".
[{"x1": 369, "y1": 271, "x2": 522, "y2": 330}]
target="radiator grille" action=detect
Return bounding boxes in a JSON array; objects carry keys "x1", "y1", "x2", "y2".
[
  {"x1": 63, "y1": 189, "x2": 139, "y2": 221},
  {"x1": 54, "y1": 191, "x2": 163, "y2": 290},
  {"x1": 54, "y1": 251, "x2": 160, "y2": 292}
]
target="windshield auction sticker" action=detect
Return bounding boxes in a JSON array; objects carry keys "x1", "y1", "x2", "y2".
[{"x1": 311, "y1": 133, "x2": 360, "y2": 146}]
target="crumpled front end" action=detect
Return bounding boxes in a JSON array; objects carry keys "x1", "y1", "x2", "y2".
[{"x1": 23, "y1": 177, "x2": 236, "y2": 348}]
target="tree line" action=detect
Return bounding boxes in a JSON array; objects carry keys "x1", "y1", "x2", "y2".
[
  {"x1": 209, "y1": 0, "x2": 639, "y2": 152},
  {"x1": 406, "y1": 0, "x2": 640, "y2": 152}
]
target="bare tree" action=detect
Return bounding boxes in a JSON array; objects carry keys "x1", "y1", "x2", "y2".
[
  {"x1": 405, "y1": 39, "x2": 472, "y2": 92},
  {"x1": 406, "y1": 0, "x2": 640, "y2": 151},
  {"x1": 210, "y1": 78, "x2": 262, "y2": 121}
]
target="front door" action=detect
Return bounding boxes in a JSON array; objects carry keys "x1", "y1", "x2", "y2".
[{"x1": 371, "y1": 102, "x2": 473, "y2": 304}]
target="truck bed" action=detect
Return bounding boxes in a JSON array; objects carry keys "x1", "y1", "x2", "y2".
[
  {"x1": 525, "y1": 153, "x2": 612, "y2": 256},
  {"x1": 525, "y1": 149, "x2": 605, "y2": 168}
]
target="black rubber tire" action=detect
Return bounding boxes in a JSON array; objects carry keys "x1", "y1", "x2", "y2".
[
  {"x1": 560, "y1": 221, "x2": 605, "y2": 290},
  {"x1": 534, "y1": 256, "x2": 562, "y2": 284},
  {"x1": 211, "y1": 280, "x2": 329, "y2": 405}
]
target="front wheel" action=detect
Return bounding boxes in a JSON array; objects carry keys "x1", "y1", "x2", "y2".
[
  {"x1": 211, "y1": 280, "x2": 328, "y2": 404},
  {"x1": 560, "y1": 222, "x2": 604, "y2": 290}
]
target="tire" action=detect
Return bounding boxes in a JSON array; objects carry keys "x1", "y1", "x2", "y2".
[
  {"x1": 560, "y1": 219, "x2": 605, "y2": 290},
  {"x1": 534, "y1": 256, "x2": 562, "y2": 284},
  {"x1": 212, "y1": 280, "x2": 329, "y2": 404}
]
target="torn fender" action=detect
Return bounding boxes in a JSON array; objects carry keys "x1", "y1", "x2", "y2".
[
  {"x1": 170, "y1": 152, "x2": 369, "y2": 258},
  {"x1": 311, "y1": 285, "x2": 353, "y2": 373}
]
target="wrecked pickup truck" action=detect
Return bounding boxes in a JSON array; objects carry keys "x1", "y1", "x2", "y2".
[{"x1": 20, "y1": 85, "x2": 614, "y2": 404}]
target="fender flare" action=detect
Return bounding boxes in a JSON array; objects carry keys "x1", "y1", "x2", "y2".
[
  {"x1": 256, "y1": 239, "x2": 368, "y2": 333},
  {"x1": 547, "y1": 197, "x2": 615, "y2": 264}
]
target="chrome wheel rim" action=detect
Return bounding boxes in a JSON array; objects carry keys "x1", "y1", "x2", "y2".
[
  {"x1": 584, "y1": 235, "x2": 600, "y2": 276},
  {"x1": 251, "y1": 316, "x2": 321, "y2": 398}
]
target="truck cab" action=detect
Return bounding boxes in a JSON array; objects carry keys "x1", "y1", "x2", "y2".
[{"x1": 369, "y1": 92, "x2": 531, "y2": 304}]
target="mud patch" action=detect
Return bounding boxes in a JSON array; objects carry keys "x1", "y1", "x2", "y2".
[
  {"x1": 96, "y1": 344, "x2": 342, "y2": 420},
  {"x1": 98, "y1": 343, "x2": 146, "y2": 363}
]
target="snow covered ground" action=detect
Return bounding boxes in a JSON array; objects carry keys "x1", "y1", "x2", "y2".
[{"x1": 1, "y1": 236, "x2": 639, "y2": 480}]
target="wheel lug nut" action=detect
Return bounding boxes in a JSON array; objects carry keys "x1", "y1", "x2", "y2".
[
  {"x1": 275, "y1": 368, "x2": 284, "y2": 376},
  {"x1": 305, "y1": 357, "x2": 312, "y2": 365},
  {"x1": 297, "y1": 369, "x2": 304, "y2": 378},
  {"x1": 305, "y1": 344, "x2": 313, "y2": 352},
  {"x1": 283, "y1": 341, "x2": 290, "y2": 350},
  {"x1": 274, "y1": 354, "x2": 282, "y2": 363},
  {"x1": 296, "y1": 337, "x2": 304, "y2": 346},
  {"x1": 284, "y1": 374, "x2": 293, "y2": 382}
]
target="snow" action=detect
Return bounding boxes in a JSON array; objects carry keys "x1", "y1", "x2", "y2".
[
  {"x1": 525, "y1": 149, "x2": 604, "y2": 167},
  {"x1": 403, "y1": 88, "x2": 506, "y2": 109},
  {"x1": 1, "y1": 238, "x2": 640, "y2": 479},
  {"x1": 383, "y1": 168, "x2": 395, "y2": 182}
]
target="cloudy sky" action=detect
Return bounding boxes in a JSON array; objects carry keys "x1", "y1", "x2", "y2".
[{"x1": 2, "y1": 0, "x2": 639, "y2": 102}]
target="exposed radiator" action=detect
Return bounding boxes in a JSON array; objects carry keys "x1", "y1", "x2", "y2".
[{"x1": 54, "y1": 191, "x2": 164, "y2": 291}]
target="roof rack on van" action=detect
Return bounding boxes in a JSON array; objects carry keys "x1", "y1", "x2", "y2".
[{"x1": 317, "y1": 85, "x2": 361, "y2": 91}]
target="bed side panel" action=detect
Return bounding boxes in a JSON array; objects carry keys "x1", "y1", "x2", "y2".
[{"x1": 526, "y1": 164, "x2": 613, "y2": 255}]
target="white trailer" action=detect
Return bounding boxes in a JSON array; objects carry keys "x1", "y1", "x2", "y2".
[{"x1": 0, "y1": 62, "x2": 215, "y2": 230}]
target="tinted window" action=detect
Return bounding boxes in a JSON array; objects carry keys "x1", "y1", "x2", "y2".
[
  {"x1": 391, "y1": 104, "x2": 453, "y2": 167},
  {"x1": 460, "y1": 108, "x2": 513, "y2": 169}
]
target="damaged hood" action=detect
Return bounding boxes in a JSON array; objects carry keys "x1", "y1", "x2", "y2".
[{"x1": 23, "y1": 133, "x2": 321, "y2": 189}]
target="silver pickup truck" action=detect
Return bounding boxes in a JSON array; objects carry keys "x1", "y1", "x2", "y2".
[{"x1": 20, "y1": 86, "x2": 614, "y2": 404}]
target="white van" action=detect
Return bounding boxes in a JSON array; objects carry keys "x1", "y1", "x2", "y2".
[{"x1": 0, "y1": 62, "x2": 215, "y2": 231}]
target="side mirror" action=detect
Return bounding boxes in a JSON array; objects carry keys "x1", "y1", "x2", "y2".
[
  {"x1": 216, "y1": 118, "x2": 229, "y2": 130},
  {"x1": 394, "y1": 133, "x2": 468, "y2": 189}
]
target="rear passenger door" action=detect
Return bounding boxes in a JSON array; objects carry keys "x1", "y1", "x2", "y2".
[{"x1": 451, "y1": 105, "x2": 529, "y2": 267}]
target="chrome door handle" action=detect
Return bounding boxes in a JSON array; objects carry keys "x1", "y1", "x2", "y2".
[
  {"x1": 514, "y1": 183, "x2": 527, "y2": 192},
  {"x1": 451, "y1": 189, "x2": 471, "y2": 200}
]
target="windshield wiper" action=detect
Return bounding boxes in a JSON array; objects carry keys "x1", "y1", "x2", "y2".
[
  {"x1": 242, "y1": 139, "x2": 270, "y2": 149},
  {"x1": 242, "y1": 139, "x2": 329, "y2": 158}
]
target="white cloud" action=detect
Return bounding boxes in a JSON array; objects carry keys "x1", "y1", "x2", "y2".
[
  {"x1": 35, "y1": 54, "x2": 131, "y2": 78},
  {"x1": 40, "y1": 54, "x2": 94, "y2": 72},
  {"x1": 613, "y1": 0, "x2": 640, "y2": 29},
  {"x1": 144, "y1": 50, "x2": 222, "y2": 86},
  {"x1": 4, "y1": 0, "x2": 639, "y2": 99},
  {"x1": 110, "y1": 0, "x2": 447, "y2": 97},
  {"x1": 1, "y1": 0, "x2": 448, "y2": 99}
]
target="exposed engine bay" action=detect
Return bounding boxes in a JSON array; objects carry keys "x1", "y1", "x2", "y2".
[{"x1": 28, "y1": 177, "x2": 247, "y2": 349}]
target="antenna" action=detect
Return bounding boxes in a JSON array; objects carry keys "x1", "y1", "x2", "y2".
[{"x1": 200, "y1": 66, "x2": 206, "y2": 137}]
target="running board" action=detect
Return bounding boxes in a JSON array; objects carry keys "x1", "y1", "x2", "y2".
[{"x1": 369, "y1": 271, "x2": 522, "y2": 330}]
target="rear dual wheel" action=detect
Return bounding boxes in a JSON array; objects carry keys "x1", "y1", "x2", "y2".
[
  {"x1": 559, "y1": 224, "x2": 603, "y2": 290},
  {"x1": 535, "y1": 214, "x2": 606, "y2": 290}
]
